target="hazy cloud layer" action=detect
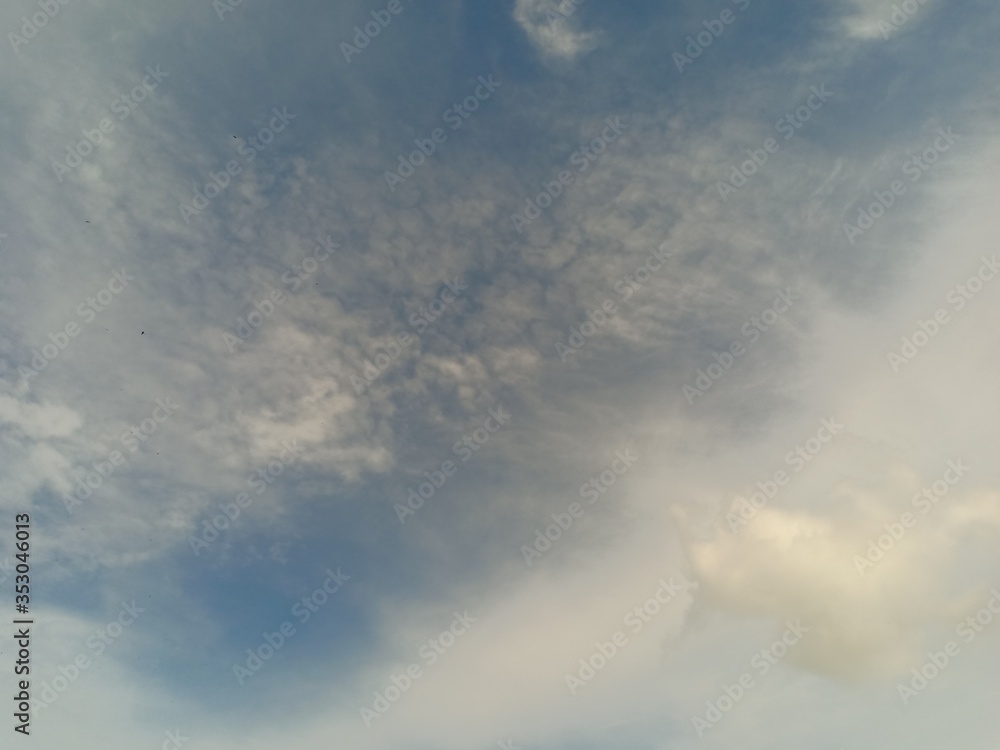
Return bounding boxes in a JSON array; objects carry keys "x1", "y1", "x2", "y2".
[{"x1": 2, "y1": 0, "x2": 999, "y2": 748}]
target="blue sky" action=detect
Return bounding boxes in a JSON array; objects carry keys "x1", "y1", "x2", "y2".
[{"x1": 2, "y1": 0, "x2": 1000, "y2": 748}]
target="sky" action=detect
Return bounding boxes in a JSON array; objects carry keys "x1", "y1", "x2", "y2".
[{"x1": 1, "y1": 0, "x2": 999, "y2": 748}]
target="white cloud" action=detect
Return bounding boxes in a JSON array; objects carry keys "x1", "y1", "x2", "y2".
[
  {"x1": 0, "y1": 395, "x2": 82, "y2": 438},
  {"x1": 840, "y1": 0, "x2": 934, "y2": 40},
  {"x1": 513, "y1": 0, "x2": 599, "y2": 60}
]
